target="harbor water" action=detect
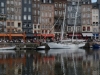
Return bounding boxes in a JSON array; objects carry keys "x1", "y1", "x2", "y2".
[{"x1": 0, "y1": 48, "x2": 99, "y2": 75}]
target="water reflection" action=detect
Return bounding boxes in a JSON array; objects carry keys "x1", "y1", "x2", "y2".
[{"x1": 0, "y1": 48, "x2": 99, "y2": 75}]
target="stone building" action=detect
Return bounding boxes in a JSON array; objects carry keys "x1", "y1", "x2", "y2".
[
  {"x1": 40, "y1": 0, "x2": 54, "y2": 38},
  {"x1": 81, "y1": 0, "x2": 93, "y2": 38},
  {"x1": 92, "y1": 3, "x2": 99, "y2": 39},
  {"x1": 67, "y1": 0, "x2": 82, "y2": 39}
]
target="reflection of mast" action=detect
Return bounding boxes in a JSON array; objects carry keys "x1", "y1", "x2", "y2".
[
  {"x1": 72, "y1": 53, "x2": 77, "y2": 75},
  {"x1": 61, "y1": 55, "x2": 65, "y2": 75}
]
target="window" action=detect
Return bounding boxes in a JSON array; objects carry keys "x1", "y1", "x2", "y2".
[
  {"x1": 55, "y1": 3, "x2": 57, "y2": 7},
  {"x1": 19, "y1": 2, "x2": 21, "y2": 5},
  {"x1": 77, "y1": 27, "x2": 80, "y2": 32},
  {"x1": 11, "y1": 22, "x2": 14, "y2": 26},
  {"x1": 11, "y1": 1, "x2": 14, "y2": 4},
  {"x1": 24, "y1": 7, "x2": 27, "y2": 12},
  {"x1": 29, "y1": 0, "x2": 31, "y2": 4},
  {"x1": 55, "y1": 10, "x2": 57, "y2": 15},
  {"x1": 24, "y1": 0, "x2": 27, "y2": 4},
  {"x1": 59, "y1": 3, "x2": 62, "y2": 8},
  {"x1": 7, "y1": 1, "x2": 9, "y2": 4},
  {"x1": 34, "y1": 25, "x2": 36, "y2": 28},
  {"x1": 11, "y1": 8, "x2": 14, "y2": 11},
  {"x1": 7, "y1": 22, "x2": 10, "y2": 26},
  {"x1": 1, "y1": 2, "x2": 4, "y2": 7},
  {"x1": 1, "y1": 8, "x2": 4, "y2": 14},
  {"x1": 28, "y1": 15, "x2": 31, "y2": 20},
  {"x1": 87, "y1": 27, "x2": 90, "y2": 31},
  {"x1": 96, "y1": 22, "x2": 98, "y2": 26},
  {"x1": 15, "y1": 16, "x2": 17, "y2": 20},
  {"x1": 19, "y1": 16, "x2": 21, "y2": 20},
  {"x1": 83, "y1": 27, "x2": 86, "y2": 31},
  {"x1": 28, "y1": 8, "x2": 31, "y2": 12},
  {"x1": 18, "y1": 23, "x2": 21, "y2": 27},
  {"x1": 68, "y1": 27, "x2": 71, "y2": 31},
  {"x1": 23, "y1": 15, "x2": 27, "y2": 20}
]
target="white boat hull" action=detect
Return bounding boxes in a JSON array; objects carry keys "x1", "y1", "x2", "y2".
[
  {"x1": 36, "y1": 46, "x2": 45, "y2": 50},
  {"x1": 78, "y1": 42, "x2": 86, "y2": 48},
  {"x1": 0, "y1": 45, "x2": 16, "y2": 50},
  {"x1": 47, "y1": 42, "x2": 78, "y2": 49}
]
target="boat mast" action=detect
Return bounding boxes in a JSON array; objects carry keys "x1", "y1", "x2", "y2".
[
  {"x1": 61, "y1": 5, "x2": 66, "y2": 42},
  {"x1": 72, "y1": 0, "x2": 79, "y2": 42}
]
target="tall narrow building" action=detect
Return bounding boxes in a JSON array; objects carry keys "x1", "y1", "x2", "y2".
[
  {"x1": 0, "y1": 0, "x2": 6, "y2": 32},
  {"x1": 6, "y1": 0, "x2": 15, "y2": 33},
  {"x1": 22, "y1": 0, "x2": 33, "y2": 37},
  {"x1": 32, "y1": 0, "x2": 41, "y2": 35},
  {"x1": 54, "y1": 0, "x2": 67, "y2": 38},
  {"x1": 67, "y1": 0, "x2": 82, "y2": 39},
  {"x1": 81, "y1": 0, "x2": 93, "y2": 38},
  {"x1": 40, "y1": 0, "x2": 55, "y2": 38},
  {"x1": 92, "y1": 3, "x2": 99, "y2": 39}
]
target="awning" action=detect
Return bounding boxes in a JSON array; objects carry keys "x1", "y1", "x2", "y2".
[
  {"x1": 42, "y1": 34, "x2": 55, "y2": 37},
  {"x1": 68, "y1": 33, "x2": 82, "y2": 36},
  {"x1": 11, "y1": 34, "x2": 23, "y2": 37},
  {"x1": 82, "y1": 33, "x2": 93, "y2": 37},
  {"x1": 33, "y1": 34, "x2": 41, "y2": 36},
  {"x1": 93, "y1": 33, "x2": 99, "y2": 37},
  {"x1": 0, "y1": 34, "x2": 23, "y2": 37}
]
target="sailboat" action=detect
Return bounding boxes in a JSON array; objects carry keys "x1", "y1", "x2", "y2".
[
  {"x1": 47, "y1": 0, "x2": 86, "y2": 49},
  {"x1": 47, "y1": 3, "x2": 78, "y2": 49}
]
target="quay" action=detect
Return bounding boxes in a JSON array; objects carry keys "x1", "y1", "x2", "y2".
[
  {"x1": 0, "y1": 43, "x2": 40, "y2": 50},
  {"x1": 0, "y1": 41, "x2": 94, "y2": 50}
]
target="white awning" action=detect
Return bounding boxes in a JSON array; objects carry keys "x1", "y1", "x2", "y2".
[{"x1": 82, "y1": 33, "x2": 93, "y2": 36}]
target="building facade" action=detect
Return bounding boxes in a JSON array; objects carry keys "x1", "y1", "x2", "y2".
[
  {"x1": 22, "y1": 0, "x2": 33, "y2": 37},
  {"x1": 40, "y1": 0, "x2": 54, "y2": 38},
  {"x1": 54, "y1": 0, "x2": 67, "y2": 37},
  {"x1": 81, "y1": 0, "x2": 92, "y2": 38},
  {"x1": 92, "y1": 3, "x2": 99, "y2": 39},
  {"x1": 67, "y1": 0, "x2": 82, "y2": 38},
  {"x1": 32, "y1": 0, "x2": 41, "y2": 34},
  {"x1": 0, "y1": 0, "x2": 6, "y2": 32}
]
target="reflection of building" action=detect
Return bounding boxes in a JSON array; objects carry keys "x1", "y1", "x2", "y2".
[
  {"x1": 35, "y1": 56, "x2": 55, "y2": 75},
  {"x1": 0, "y1": 53, "x2": 26, "y2": 75},
  {"x1": 22, "y1": 54, "x2": 34, "y2": 75},
  {"x1": 82, "y1": 51, "x2": 100, "y2": 75}
]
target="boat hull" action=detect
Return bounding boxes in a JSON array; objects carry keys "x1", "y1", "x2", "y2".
[
  {"x1": 78, "y1": 42, "x2": 86, "y2": 48},
  {"x1": 47, "y1": 42, "x2": 78, "y2": 49},
  {"x1": 36, "y1": 46, "x2": 45, "y2": 50},
  {"x1": 0, "y1": 45, "x2": 16, "y2": 50},
  {"x1": 92, "y1": 44, "x2": 100, "y2": 49}
]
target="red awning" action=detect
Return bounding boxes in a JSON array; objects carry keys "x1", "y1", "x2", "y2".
[
  {"x1": 68, "y1": 33, "x2": 82, "y2": 36},
  {"x1": 34, "y1": 34, "x2": 41, "y2": 36},
  {"x1": 42, "y1": 34, "x2": 55, "y2": 37}
]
